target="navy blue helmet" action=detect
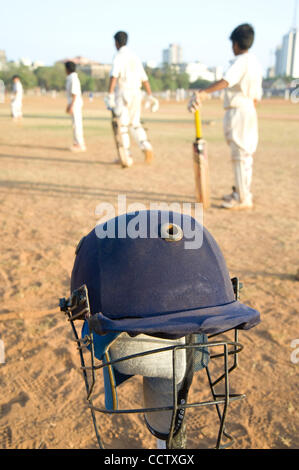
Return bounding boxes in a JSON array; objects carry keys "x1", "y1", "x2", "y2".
[{"x1": 70, "y1": 210, "x2": 260, "y2": 339}]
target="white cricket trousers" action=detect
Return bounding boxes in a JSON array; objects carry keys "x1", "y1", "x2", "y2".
[
  {"x1": 115, "y1": 90, "x2": 152, "y2": 158},
  {"x1": 11, "y1": 99, "x2": 22, "y2": 118},
  {"x1": 71, "y1": 107, "x2": 85, "y2": 147},
  {"x1": 223, "y1": 103, "x2": 258, "y2": 203}
]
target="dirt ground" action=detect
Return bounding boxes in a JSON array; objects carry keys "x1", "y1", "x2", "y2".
[{"x1": 0, "y1": 95, "x2": 298, "y2": 449}]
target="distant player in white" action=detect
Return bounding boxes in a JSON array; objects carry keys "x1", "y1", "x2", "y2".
[
  {"x1": 0, "y1": 79, "x2": 5, "y2": 104},
  {"x1": 11, "y1": 75, "x2": 23, "y2": 121},
  {"x1": 105, "y1": 31, "x2": 159, "y2": 167},
  {"x1": 189, "y1": 24, "x2": 263, "y2": 210},
  {"x1": 65, "y1": 61, "x2": 86, "y2": 152}
]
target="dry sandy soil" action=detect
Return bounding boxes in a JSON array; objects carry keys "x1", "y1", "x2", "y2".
[{"x1": 0, "y1": 95, "x2": 298, "y2": 450}]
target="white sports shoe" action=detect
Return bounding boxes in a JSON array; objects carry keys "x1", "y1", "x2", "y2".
[
  {"x1": 114, "y1": 155, "x2": 133, "y2": 168},
  {"x1": 221, "y1": 197, "x2": 253, "y2": 210},
  {"x1": 70, "y1": 144, "x2": 86, "y2": 152},
  {"x1": 123, "y1": 156, "x2": 133, "y2": 168},
  {"x1": 222, "y1": 186, "x2": 238, "y2": 202}
]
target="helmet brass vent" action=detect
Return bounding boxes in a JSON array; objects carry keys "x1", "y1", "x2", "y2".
[{"x1": 161, "y1": 223, "x2": 183, "y2": 242}]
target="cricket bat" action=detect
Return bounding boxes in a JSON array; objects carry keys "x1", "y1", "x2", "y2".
[
  {"x1": 111, "y1": 110, "x2": 129, "y2": 168},
  {"x1": 193, "y1": 109, "x2": 210, "y2": 209}
]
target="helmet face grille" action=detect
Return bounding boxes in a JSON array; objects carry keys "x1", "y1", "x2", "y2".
[{"x1": 59, "y1": 293, "x2": 247, "y2": 450}]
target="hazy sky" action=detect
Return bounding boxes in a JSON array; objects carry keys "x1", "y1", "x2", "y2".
[{"x1": 1, "y1": 0, "x2": 298, "y2": 72}]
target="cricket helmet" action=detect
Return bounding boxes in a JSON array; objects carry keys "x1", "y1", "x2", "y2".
[
  {"x1": 60, "y1": 210, "x2": 260, "y2": 449},
  {"x1": 71, "y1": 210, "x2": 260, "y2": 338}
]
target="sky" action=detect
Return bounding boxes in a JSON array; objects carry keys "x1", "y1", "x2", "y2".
[{"x1": 0, "y1": 0, "x2": 298, "y2": 73}]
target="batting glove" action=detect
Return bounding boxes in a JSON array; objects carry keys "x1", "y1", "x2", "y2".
[
  {"x1": 188, "y1": 91, "x2": 209, "y2": 112},
  {"x1": 187, "y1": 92, "x2": 199, "y2": 113},
  {"x1": 145, "y1": 95, "x2": 159, "y2": 113},
  {"x1": 104, "y1": 93, "x2": 116, "y2": 111}
]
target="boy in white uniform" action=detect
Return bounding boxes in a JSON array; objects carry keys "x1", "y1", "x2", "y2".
[
  {"x1": 189, "y1": 24, "x2": 263, "y2": 210},
  {"x1": 65, "y1": 61, "x2": 86, "y2": 152},
  {"x1": 11, "y1": 75, "x2": 23, "y2": 121},
  {"x1": 105, "y1": 31, "x2": 159, "y2": 167}
]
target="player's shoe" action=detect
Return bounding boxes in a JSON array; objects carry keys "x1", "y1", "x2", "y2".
[
  {"x1": 123, "y1": 156, "x2": 133, "y2": 168},
  {"x1": 144, "y1": 149, "x2": 154, "y2": 164},
  {"x1": 114, "y1": 153, "x2": 133, "y2": 168},
  {"x1": 222, "y1": 186, "x2": 238, "y2": 202},
  {"x1": 221, "y1": 197, "x2": 253, "y2": 210},
  {"x1": 70, "y1": 144, "x2": 86, "y2": 152}
]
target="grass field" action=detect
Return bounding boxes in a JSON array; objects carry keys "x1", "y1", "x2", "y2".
[{"x1": 0, "y1": 95, "x2": 298, "y2": 449}]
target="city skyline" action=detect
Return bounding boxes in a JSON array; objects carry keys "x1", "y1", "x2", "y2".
[
  {"x1": 1, "y1": 0, "x2": 298, "y2": 74},
  {"x1": 162, "y1": 44, "x2": 183, "y2": 66},
  {"x1": 275, "y1": 28, "x2": 299, "y2": 77}
]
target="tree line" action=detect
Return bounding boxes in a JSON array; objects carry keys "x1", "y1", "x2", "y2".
[
  {"x1": 0, "y1": 63, "x2": 212, "y2": 92},
  {"x1": 145, "y1": 66, "x2": 212, "y2": 92},
  {"x1": 0, "y1": 63, "x2": 109, "y2": 92}
]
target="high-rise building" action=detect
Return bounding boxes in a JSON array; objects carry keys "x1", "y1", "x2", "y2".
[
  {"x1": 275, "y1": 45, "x2": 283, "y2": 76},
  {"x1": 162, "y1": 44, "x2": 183, "y2": 65},
  {"x1": 290, "y1": 29, "x2": 299, "y2": 76},
  {"x1": 275, "y1": 29, "x2": 299, "y2": 77}
]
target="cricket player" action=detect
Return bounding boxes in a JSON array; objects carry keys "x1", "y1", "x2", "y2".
[
  {"x1": 65, "y1": 61, "x2": 86, "y2": 152},
  {"x1": 11, "y1": 75, "x2": 23, "y2": 121},
  {"x1": 189, "y1": 24, "x2": 263, "y2": 210},
  {"x1": 105, "y1": 31, "x2": 159, "y2": 167}
]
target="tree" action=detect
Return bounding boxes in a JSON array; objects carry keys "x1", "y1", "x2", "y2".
[
  {"x1": 0, "y1": 64, "x2": 37, "y2": 90},
  {"x1": 176, "y1": 72, "x2": 189, "y2": 90},
  {"x1": 34, "y1": 64, "x2": 66, "y2": 90},
  {"x1": 84, "y1": 76, "x2": 96, "y2": 92},
  {"x1": 148, "y1": 75, "x2": 163, "y2": 92},
  {"x1": 161, "y1": 65, "x2": 177, "y2": 91},
  {"x1": 189, "y1": 78, "x2": 213, "y2": 89},
  {"x1": 145, "y1": 66, "x2": 190, "y2": 92},
  {"x1": 94, "y1": 72, "x2": 110, "y2": 92}
]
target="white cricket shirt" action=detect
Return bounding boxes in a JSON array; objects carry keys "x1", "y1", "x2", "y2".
[
  {"x1": 110, "y1": 46, "x2": 148, "y2": 93},
  {"x1": 223, "y1": 52, "x2": 263, "y2": 108},
  {"x1": 66, "y1": 72, "x2": 83, "y2": 107},
  {"x1": 13, "y1": 81, "x2": 23, "y2": 100}
]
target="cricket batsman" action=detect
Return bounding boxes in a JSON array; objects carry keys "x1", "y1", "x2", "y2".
[
  {"x1": 189, "y1": 24, "x2": 263, "y2": 210},
  {"x1": 11, "y1": 75, "x2": 23, "y2": 121},
  {"x1": 105, "y1": 31, "x2": 159, "y2": 168},
  {"x1": 65, "y1": 61, "x2": 86, "y2": 152}
]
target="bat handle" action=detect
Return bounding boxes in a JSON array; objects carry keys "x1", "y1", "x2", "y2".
[{"x1": 194, "y1": 109, "x2": 202, "y2": 140}]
